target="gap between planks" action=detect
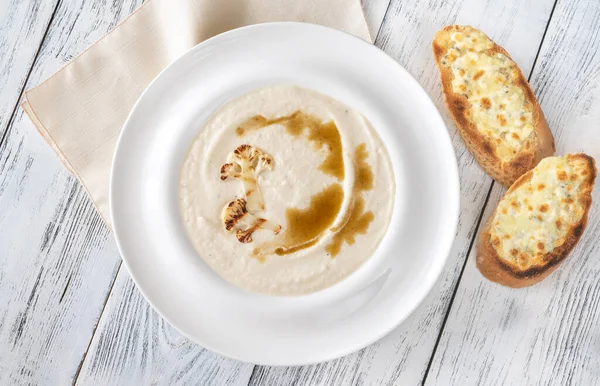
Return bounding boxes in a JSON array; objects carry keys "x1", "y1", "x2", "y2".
[
  {"x1": 0, "y1": 0, "x2": 135, "y2": 384},
  {"x1": 419, "y1": 0, "x2": 561, "y2": 384},
  {"x1": 71, "y1": 262, "x2": 124, "y2": 385},
  {"x1": 0, "y1": 0, "x2": 61, "y2": 150}
]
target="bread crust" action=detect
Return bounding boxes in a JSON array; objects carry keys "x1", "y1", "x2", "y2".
[
  {"x1": 477, "y1": 154, "x2": 597, "y2": 287},
  {"x1": 432, "y1": 25, "x2": 555, "y2": 187}
]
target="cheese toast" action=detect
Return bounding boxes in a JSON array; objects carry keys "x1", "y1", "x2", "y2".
[
  {"x1": 477, "y1": 154, "x2": 597, "y2": 287},
  {"x1": 433, "y1": 25, "x2": 555, "y2": 186}
]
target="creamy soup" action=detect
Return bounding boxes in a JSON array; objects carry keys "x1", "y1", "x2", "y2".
[{"x1": 179, "y1": 85, "x2": 395, "y2": 295}]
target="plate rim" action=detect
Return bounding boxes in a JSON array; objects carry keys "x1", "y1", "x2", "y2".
[{"x1": 109, "y1": 21, "x2": 460, "y2": 366}]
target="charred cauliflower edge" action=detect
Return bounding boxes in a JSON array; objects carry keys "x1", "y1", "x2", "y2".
[
  {"x1": 221, "y1": 198, "x2": 281, "y2": 243},
  {"x1": 220, "y1": 145, "x2": 280, "y2": 243}
]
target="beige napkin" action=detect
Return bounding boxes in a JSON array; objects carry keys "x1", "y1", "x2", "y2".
[{"x1": 22, "y1": 0, "x2": 371, "y2": 227}]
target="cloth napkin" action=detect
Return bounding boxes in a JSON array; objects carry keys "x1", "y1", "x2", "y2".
[{"x1": 22, "y1": 0, "x2": 371, "y2": 227}]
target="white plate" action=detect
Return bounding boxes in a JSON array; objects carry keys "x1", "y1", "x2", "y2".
[{"x1": 110, "y1": 22, "x2": 459, "y2": 366}]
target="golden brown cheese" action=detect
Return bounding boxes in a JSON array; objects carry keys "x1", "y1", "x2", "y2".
[
  {"x1": 440, "y1": 27, "x2": 534, "y2": 161},
  {"x1": 490, "y1": 156, "x2": 589, "y2": 268}
]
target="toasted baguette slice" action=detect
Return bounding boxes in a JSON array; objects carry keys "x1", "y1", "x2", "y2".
[
  {"x1": 433, "y1": 25, "x2": 555, "y2": 186},
  {"x1": 477, "y1": 154, "x2": 597, "y2": 287}
]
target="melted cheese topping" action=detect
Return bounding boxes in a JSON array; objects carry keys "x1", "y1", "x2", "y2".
[
  {"x1": 440, "y1": 27, "x2": 534, "y2": 161},
  {"x1": 490, "y1": 156, "x2": 589, "y2": 268}
]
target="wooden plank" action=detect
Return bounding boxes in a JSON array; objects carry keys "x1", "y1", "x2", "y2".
[
  {"x1": 425, "y1": 0, "x2": 600, "y2": 384},
  {"x1": 248, "y1": 0, "x2": 557, "y2": 384},
  {"x1": 0, "y1": 0, "x2": 59, "y2": 140},
  {"x1": 0, "y1": 0, "x2": 143, "y2": 384},
  {"x1": 73, "y1": 1, "x2": 390, "y2": 383},
  {"x1": 73, "y1": 267, "x2": 254, "y2": 386}
]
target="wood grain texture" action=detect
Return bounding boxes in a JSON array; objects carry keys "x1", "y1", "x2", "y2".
[
  {"x1": 74, "y1": 266, "x2": 254, "y2": 386},
  {"x1": 0, "y1": 0, "x2": 59, "y2": 140},
  {"x1": 248, "y1": 0, "x2": 556, "y2": 384},
  {"x1": 73, "y1": 1, "x2": 392, "y2": 383},
  {"x1": 426, "y1": 0, "x2": 600, "y2": 384},
  {"x1": 0, "y1": 0, "x2": 143, "y2": 384}
]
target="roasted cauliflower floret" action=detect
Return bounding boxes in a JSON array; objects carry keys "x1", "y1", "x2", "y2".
[
  {"x1": 220, "y1": 144, "x2": 274, "y2": 212},
  {"x1": 222, "y1": 198, "x2": 281, "y2": 243}
]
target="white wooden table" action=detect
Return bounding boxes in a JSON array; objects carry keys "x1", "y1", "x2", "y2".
[{"x1": 1, "y1": 0, "x2": 599, "y2": 384}]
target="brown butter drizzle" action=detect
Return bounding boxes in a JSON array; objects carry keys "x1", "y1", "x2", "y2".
[
  {"x1": 273, "y1": 183, "x2": 344, "y2": 256},
  {"x1": 325, "y1": 197, "x2": 374, "y2": 256},
  {"x1": 325, "y1": 143, "x2": 374, "y2": 256},
  {"x1": 270, "y1": 144, "x2": 375, "y2": 258},
  {"x1": 236, "y1": 111, "x2": 344, "y2": 181}
]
